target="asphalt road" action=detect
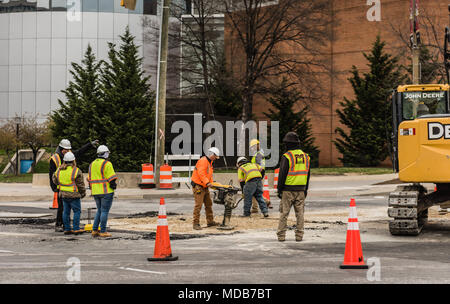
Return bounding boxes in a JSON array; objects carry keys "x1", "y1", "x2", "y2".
[{"x1": 1, "y1": 193, "x2": 450, "y2": 284}]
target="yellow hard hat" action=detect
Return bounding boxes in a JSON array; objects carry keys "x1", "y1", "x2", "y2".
[{"x1": 250, "y1": 139, "x2": 260, "y2": 147}]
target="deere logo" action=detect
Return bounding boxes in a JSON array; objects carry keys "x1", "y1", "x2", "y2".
[{"x1": 428, "y1": 122, "x2": 450, "y2": 140}]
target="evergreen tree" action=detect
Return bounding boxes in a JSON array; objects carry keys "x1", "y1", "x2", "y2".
[
  {"x1": 96, "y1": 27, "x2": 155, "y2": 171},
  {"x1": 264, "y1": 79, "x2": 320, "y2": 167},
  {"x1": 334, "y1": 36, "x2": 407, "y2": 167},
  {"x1": 50, "y1": 45, "x2": 102, "y2": 171}
]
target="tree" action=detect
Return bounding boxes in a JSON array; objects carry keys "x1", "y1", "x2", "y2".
[
  {"x1": 224, "y1": 0, "x2": 331, "y2": 121},
  {"x1": 334, "y1": 36, "x2": 407, "y2": 167},
  {"x1": 96, "y1": 27, "x2": 156, "y2": 171},
  {"x1": 0, "y1": 121, "x2": 20, "y2": 175},
  {"x1": 264, "y1": 78, "x2": 320, "y2": 167},
  {"x1": 19, "y1": 117, "x2": 52, "y2": 173},
  {"x1": 50, "y1": 45, "x2": 102, "y2": 171}
]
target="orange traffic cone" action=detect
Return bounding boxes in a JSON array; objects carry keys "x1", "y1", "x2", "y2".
[
  {"x1": 147, "y1": 197, "x2": 178, "y2": 261},
  {"x1": 49, "y1": 192, "x2": 58, "y2": 210},
  {"x1": 340, "y1": 198, "x2": 368, "y2": 269},
  {"x1": 263, "y1": 175, "x2": 270, "y2": 202}
]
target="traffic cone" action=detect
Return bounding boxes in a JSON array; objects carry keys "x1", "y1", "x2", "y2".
[
  {"x1": 340, "y1": 198, "x2": 368, "y2": 269},
  {"x1": 263, "y1": 175, "x2": 270, "y2": 202},
  {"x1": 49, "y1": 192, "x2": 58, "y2": 210},
  {"x1": 147, "y1": 197, "x2": 178, "y2": 261}
]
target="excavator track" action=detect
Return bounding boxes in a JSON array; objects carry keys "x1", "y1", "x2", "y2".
[{"x1": 388, "y1": 185, "x2": 428, "y2": 235}]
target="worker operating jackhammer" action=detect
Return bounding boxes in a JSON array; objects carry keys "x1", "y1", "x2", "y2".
[{"x1": 236, "y1": 157, "x2": 269, "y2": 218}]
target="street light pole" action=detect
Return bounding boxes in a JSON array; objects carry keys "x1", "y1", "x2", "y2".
[
  {"x1": 14, "y1": 116, "x2": 20, "y2": 176},
  {"x1": 411, "y1": 0, "x2": 420, "y2": 84}
]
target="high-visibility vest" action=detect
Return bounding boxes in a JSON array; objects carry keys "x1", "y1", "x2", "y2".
[
  {"x1": 55, "y1": 166, "x2": 79, "y2": 193},
  {"x1": 238, "y1": 162, "x2": 262, "y2": 183},
  {"x1": 251, "y1": 150, "x2": 265, "y2": 169},
  {"x1": 51, "y1": 153, "x2": 62, "y2": 169},
  {"x1": 283, "y1": 149, "x2": 310, "y2": 186},
  {"x1": 88, "y1": 158, "x2": 117, "y2": 195}
]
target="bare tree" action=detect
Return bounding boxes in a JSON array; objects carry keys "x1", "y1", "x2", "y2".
[
  {"x1": 0, "y1": 121, "x2": 21, "y2": 175},
  {"x1": 223, "y1": 0, "x2": 332, "y2": 121}
]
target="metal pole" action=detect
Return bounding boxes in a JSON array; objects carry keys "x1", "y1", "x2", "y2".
[
  {"x1": 411, "y1": 0, "x2": 420, "y2": 84},
  {"x1": 154, "y1": 0, "x2": 172, "y2": 188},
  {"x1": 15, "y1": 122, "x2": 19, "y2": 176}
]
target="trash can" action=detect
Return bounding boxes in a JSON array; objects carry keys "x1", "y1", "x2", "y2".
[{"x1": 20, "y1": 160, "x2": 33, "y2": 174}]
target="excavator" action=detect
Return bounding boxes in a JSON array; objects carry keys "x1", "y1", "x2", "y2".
[{"x1": 388, "y1": 5, "x2": 450, "y2": 235}]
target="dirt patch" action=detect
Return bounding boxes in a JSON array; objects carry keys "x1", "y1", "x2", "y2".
[
  {"x1": 0, "y1": 218, "x2": 55, "y2": 225},
  {"x1": 115, "y1": 211, "x2": 179, "y2": 219}
]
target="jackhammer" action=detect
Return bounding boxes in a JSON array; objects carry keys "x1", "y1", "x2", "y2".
[{"x1": 211, "y1": 182, "x2": 243, "y2": 230}]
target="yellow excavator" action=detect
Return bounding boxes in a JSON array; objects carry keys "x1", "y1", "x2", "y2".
[{"x1": 388, "y1": 4, "x2": 450, "y2": 235}]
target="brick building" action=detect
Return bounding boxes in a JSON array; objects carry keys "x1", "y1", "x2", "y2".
[{"x1": 226, "y1": 0, "x2": 450, "y2": 166}]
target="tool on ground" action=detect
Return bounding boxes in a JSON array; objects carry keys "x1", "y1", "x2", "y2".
[
  {"x1": 84, "y1": 207, "x2": 98, "y2": 232},
  {"x1": 211, "y1": 181, "x2": 242, "y2": 230},
  {"x1": 148, "y1": 197, "x2": 178, "y2": 261},
  {"x1": 340, "y1": 198, "x2": 368, "y2": 269},
  {"x1": 49, "y1": 192, "x2": 58, "y2": 209}
]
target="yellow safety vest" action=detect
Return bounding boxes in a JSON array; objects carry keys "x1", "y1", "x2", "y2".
[
  {"x1": 251, "y1": 150, "x2": 265, "y2": 169},
  {"x1": 88, "y1": 158, "x2": 117, "y2": 195},
  {"x1": 283, "y1": 149, "x2": 310, "y2": 186},
  {"x1": 55, "y1": 166, "x2": 79, "y2": 193},
  {"x1": 238, "y1": 163, "x2": 262, "y2": 183},
  {"x1": 51, "y1": 153, "x2": 62, "y2": 169}
]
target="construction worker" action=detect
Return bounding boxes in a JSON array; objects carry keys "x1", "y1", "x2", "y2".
[
  {"x1": 87, "y1": 145, "x2": 117, "y2": 238},
  {"x1": 52, "y1": 152, "x2": 86, "y2": 235},
  {"x1": 249, "y1": 139, "x2": 272, "y2": 212},
  {"x1": 49, "y1": 139, "x2": 98, "y2": 232},
  {"x1": 237, "y1": 157, "x2": 269, "y2": 218},
  {"x1": 276, "y1": 132, "x2": 311, "y2": 242},
  {"x1": 190, "y1": 147, "x2": 220, "y2": 230}
]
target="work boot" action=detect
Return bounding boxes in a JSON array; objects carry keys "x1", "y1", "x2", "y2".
[
  {"x1": 251, "y1": 208, "x2": 259, "y2": 214},
  {"x1": 73, "y1": 229, "x2": 85, "y2": 235},
  {"x1": 98, "y1": 232, "x2": 112, "y2": 237},
  {"x1": 296, "y1": 237, "x2": 303, "y2": 242},
  {"x1": 267, "y1": 202, "x2": 273, "y2": 209},
  {"x1": 193, "y1": 224, "x2": 202, "y2": 230},
  {"x1": 207, "y1": 221, "x2": 219, "y2": 227},
  {"x1": 278, "y1": 237, "x2": 285, "y2": 242},
  {"x1": 55, "y1": 226, "x2": 64, "y2": 232},
  {"x1": 240, "y1": 214, "x2": 251, "y2": 218},
  {"x1": 64, "y1": 230, "x2": 73, "y2": 235},
  {"x1": 92, "y1": 231, "x2": 99, "y2": 237},
  {"x1": 263, "y1": 213, "x2": 269, "y2": 218}
]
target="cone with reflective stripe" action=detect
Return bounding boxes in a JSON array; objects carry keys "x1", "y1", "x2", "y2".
[
  {"x1": 340, "y1": 198, "x2": 368, "y2": 269},
  {"x1": 274, "y1": 168, "x2": 279, "y2": 189},
  {"x1": 148, "y1": 197, "x2": 178, "y2": 261},
  {"x1": 263, "y1": 175, "x2": 270, "y2": 203},
  {"x1": 49, "y1": 192, "x2": 58, "y2": 210}
]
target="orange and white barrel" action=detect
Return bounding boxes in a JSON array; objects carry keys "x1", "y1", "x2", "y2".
[
  {"x1": 141, "y1": 164, "x2": 154, "y2": 185},
  {"x1": 263, "y1": 174, "x2": 270, "y2": 202},
  {"x1": 274, "y1": 168, "x2": 279, "y2": 189},
  {"x1": 159, "y1": 164, "x2": 173, "y2": 189}
]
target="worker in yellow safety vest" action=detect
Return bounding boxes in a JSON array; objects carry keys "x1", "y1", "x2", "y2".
[
  {"x1": 249, "y1": 138, "x2": 272, "y2": 212},
  {"x1": 276, "y1": 132, "x2": 311, "y2": 242},
  {"x1": 52, "y1": 152, "x2": 86, "y2": 235},
  {"x1": 237, "y1": 157, "x2": 268, "y2": 217},
  {"x1": 87, "y1": 145, "x2": 117, "y2": 238},
  {"x1": 50, "y1": 138, "x2": 98, "y2": 232}
]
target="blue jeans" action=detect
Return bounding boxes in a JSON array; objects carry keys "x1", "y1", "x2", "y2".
[
  {"x1": 243, "y1": 178, "x2": 268, "y2": 216},
  {"x1": 93, "y1": 193, "x2": 114, "y2": 233},
  {"x1": 62, "y1": 198, "x2": 81, "y2": 231}
]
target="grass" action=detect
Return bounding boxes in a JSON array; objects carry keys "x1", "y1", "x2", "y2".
[{"x1": 0, "y1": 173, "x2": 33, "y2": 183}]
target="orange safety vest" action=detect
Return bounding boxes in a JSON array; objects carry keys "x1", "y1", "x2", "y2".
[
  {"x1": 51, "y1": 153, "x2": 62, "y2": 169},
  {"x1": 191, "y1": 156, "x2": 213, "y2": 188}
]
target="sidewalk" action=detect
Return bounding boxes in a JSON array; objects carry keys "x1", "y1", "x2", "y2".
[{"x1": 0, "y1": 173, "x2": 414, "y2": 202}]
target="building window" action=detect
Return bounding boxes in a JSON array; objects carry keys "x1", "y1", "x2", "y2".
[
  {"x1": 51, "y1": 0, "x2": 67, "y2": 11},
  {"x1": 82, "y1": 0, "x2": 98, "y2": 12},
  {"x1": 0, "y1": 0, "x2": 38, "y2": 13},
  {"x1": 129, "y1": 0, "x2": 143, "y2": 14},
  {"x1": 143, "y1": 0, "x2": 156, "y2": 15},
  {"x1": 99, "y1": 0, "x2": 113, "y2": 12},
  {"x1": 114, "y1": 0, "x2": 128, "y2": 13},
  {"x1": 185, "y1": 0, "x2": 191, "y2": 14},
  {"x1": 37, "y1": 0, "x2": 50, "y2": 11}
]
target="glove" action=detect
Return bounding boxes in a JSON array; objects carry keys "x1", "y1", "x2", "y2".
[
  {"x1": 277, "y1": 191, "x2": 282, "y2": 199},
  {"x1": 110, "y1": 180, "x2": 117, "y2": 190},
  {"x1": 91, "y1": 139, "x2": 99, "y2": 147}
]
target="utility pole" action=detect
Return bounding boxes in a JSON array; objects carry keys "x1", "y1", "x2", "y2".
[
  {"x1": 154, "y1": 0, "x2": 171, "y2": 188},
  {"x1": 410, "y1": 0, "x2": 420, "y2": 84}
]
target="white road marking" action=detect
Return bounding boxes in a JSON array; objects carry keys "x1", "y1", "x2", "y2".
[
  {"x1": 0, "y1": 250, "x2": 13, "y2": 253},
  {"x1": 118, "y1": 267, "x2": 166, "y2": 275},
  {"x1": 0, "y1": 232, "x2": 40, "y2": 237}
]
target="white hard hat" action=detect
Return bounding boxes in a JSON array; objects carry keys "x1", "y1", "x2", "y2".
[
  {"x1": 97, "y1": 145, "x2": 110, "y2": 154},
  {"x1": 63, "y1": 152, "x2": 75, "y2": 162},
  {"x1": 208, "y1": 147, "x2": 220, "y2": 157},
  {"x1": 59, "y1": 139, "x2": 71, "y2": 150},
  {"x1": 236, "y1": 156, "x2": 247, "y2": 166}
]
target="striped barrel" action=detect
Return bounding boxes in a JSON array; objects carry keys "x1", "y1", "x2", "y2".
[
  {"x1": 263, "y1": 174, "x2": 270, "y2": 202},
  {"x1": 159, "y1": 164, "x2": 173, "y2": 189},
  {"x1": 141, "y1": 164, "x2": 154, "y2": 185},
  {"x1": 274, "y1": 168, "x2": 279, "y2": 189}
]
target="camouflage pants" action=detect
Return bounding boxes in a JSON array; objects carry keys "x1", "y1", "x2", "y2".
[{"x1": 277, "y1": 191, "x2": 305, "y2": 239}]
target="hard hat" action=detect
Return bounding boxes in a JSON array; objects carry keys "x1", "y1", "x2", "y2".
[
  {"x1": 97, "y1": 145, "x2": 110, "y2": 154},
  {"x1": 236, "y1": 156, "x2": 248, "y2": 166},
  {"x1": 208, "y1": 147, "x2": 220, "y2": 157},
  {"x1": 63, "y1": 152, "x2": 75, "y2": 162},
  {"x1": 59, "y1": 139, "x2": 72, "y2": 150},
  {"x1": 250, "y1": 139, "x2": 260, "y2": 147},
  {"x1": 283, "y1": 132, "x2": 300, "y2": 143}
]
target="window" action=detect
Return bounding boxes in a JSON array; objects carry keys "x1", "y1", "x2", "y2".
[
  {"x1": 143, "y1": 0, "x2": 157, "y2": 15},
  {"x1": 37, "y1": 0, "x2": 50, "y2": 11},
  {"x1": 114, "y1": 0, "x2": 128, "y2": 13},
  {"x1": 129, "y1": 0, "x2": 143, "y2": 14},
  {"x1": 82, "y1": 0, "x2": 98, "y2": 12},
  {"x1": 99, "y1": 0, "x2": 113, "y2": 12},
  {"x1": 52, "y1": 0, "x2": 67, "y2": 11},
  {"x1": 0, "y1": 0, "x2": 37, "y2": 13},
  {"x1": 402, "y1": 91, "x2": 448, "y2": 120}
]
